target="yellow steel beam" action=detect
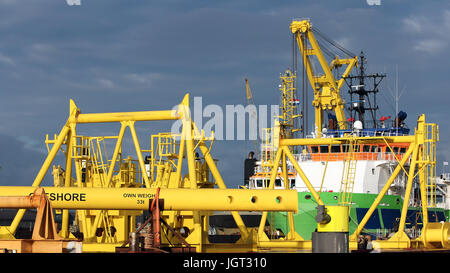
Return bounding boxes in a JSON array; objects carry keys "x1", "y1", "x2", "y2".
[
  {"x1": 68, "y1": 94, "x2": 188, "y2": 124},
  {"x1": 70, "y1": 110, "x2": 179, "y2": 124},
  {"x1": 0, "y1": 187, "x2": 298, "y2": 212}
]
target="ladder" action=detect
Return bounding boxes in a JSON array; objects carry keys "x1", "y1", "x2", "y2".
[
  {"x1": 339, "y1": 138, "x2": 358, "y2": 206},
  {"x1": 423, "y1": 123, "x2": 439, "y2": 208}
]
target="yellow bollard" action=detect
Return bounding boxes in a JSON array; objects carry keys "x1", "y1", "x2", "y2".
[
  {"x1": 313, "y1": 205, "x2": 349, "y2": 253},
  {"x1": 317, "y1": 205, "x2": 349, "y2": 233}
]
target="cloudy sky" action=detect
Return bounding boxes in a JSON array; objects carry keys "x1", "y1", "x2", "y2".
[{"x1": 0, "y1": 0, "x2": 449, "y2": 187}]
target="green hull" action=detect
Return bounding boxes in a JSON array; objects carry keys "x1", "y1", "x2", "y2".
[{"x1": 269, "y1": 192, "x2": 450, "y2": 240}]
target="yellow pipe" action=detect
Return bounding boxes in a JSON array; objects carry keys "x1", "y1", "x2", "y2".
[
  {"x1": 71, "y1": 110, "x2": 179, "y2": 124},
  {"x1": 0, "y1": 187, "x2": 298, "y2": 212},
  {"x1": 0, "y1": 196, "x2": 41, "y2": 208}
]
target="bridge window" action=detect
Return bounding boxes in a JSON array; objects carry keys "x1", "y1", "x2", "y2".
[
  {"x1": 331, "y1": 145, "x2": 341, "y2": 153},
  {"x1": 311, "y1": 146, "x2": 319, "y2": 153},
  {"x1": 363, "y1": 145, "x2": 371, "y2": 152},
  {"x1": 256, "y1": 179, "x2": 263, "y2": 188},
  {"x1": 275, "y1": 179, "x2": 282, "y2": 187},
  {"x1": 320, "y1": 145, "x2": 329, "y2": 153},
  {"x1": 290, "y1": 179, "x2": 296, "y2": 188}
]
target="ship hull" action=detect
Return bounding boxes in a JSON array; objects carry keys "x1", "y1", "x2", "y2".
[{"x1": 269, "y1": 192, "x2": 450, "y2": 240}]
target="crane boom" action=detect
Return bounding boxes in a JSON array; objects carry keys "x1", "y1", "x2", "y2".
[
  {"x1": 245, "y1": 78, "x2": 253, "y2": 104},
  {"x1": 245, "y1": 78, "x2": 258, "y2": 156},
  {"x1": 290, "y1": 20, "x2": 358, "y2": 137}
]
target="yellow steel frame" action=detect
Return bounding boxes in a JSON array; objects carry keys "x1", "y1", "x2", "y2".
[
  {"x1": 345, "y1": 115, "x2": 446, "y2": 250},
  {"x1": 256, "y1": 114, "x2": 448, "y2": 251},
  {"x1": 0, "y1": 93, "x2": 303, "y2": 253},
  {"x1": 2, "y1": 98, "x2": 183, "y2": 246}
]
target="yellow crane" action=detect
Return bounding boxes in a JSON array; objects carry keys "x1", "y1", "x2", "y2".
[
  {"x1": 290, "y1": 19, "x2": 358, "y2": 137},
  {"x1": 245, "y1": 78, "x2": 254, "y2": 106},
  {"x1": 245, "y1": 78, "x2": 259, "y2": 157}
]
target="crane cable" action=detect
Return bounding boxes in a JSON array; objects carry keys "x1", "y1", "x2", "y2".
[{"x1": 311, "y1": 27, "x2": 356, "y2": 58}]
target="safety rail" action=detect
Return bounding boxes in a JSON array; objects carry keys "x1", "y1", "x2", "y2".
[
  {"x1": 70, "y1": 135, "x2": 145, "y2": 188},
  {"x1": 291, "y1": 152, "x2": 405, "y2": 162},
  {"x1": 423, "y1": 123, "x2": 438, "y2": 208},
  {"x1": 253, "y1": 151, "x2": 407, "y2": 176}
]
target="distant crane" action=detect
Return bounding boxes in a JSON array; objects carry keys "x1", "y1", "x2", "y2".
[{"x1": 245, "y1": 78, "x2": 258, "y2": 159}]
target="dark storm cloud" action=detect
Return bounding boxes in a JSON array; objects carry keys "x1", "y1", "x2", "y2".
[
  {"x1": 0, "y1": 0, "x2": 449, "y2": 187},
  {"x1": 0, "y1": 133, "x2": 65, "y2": 186}
]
